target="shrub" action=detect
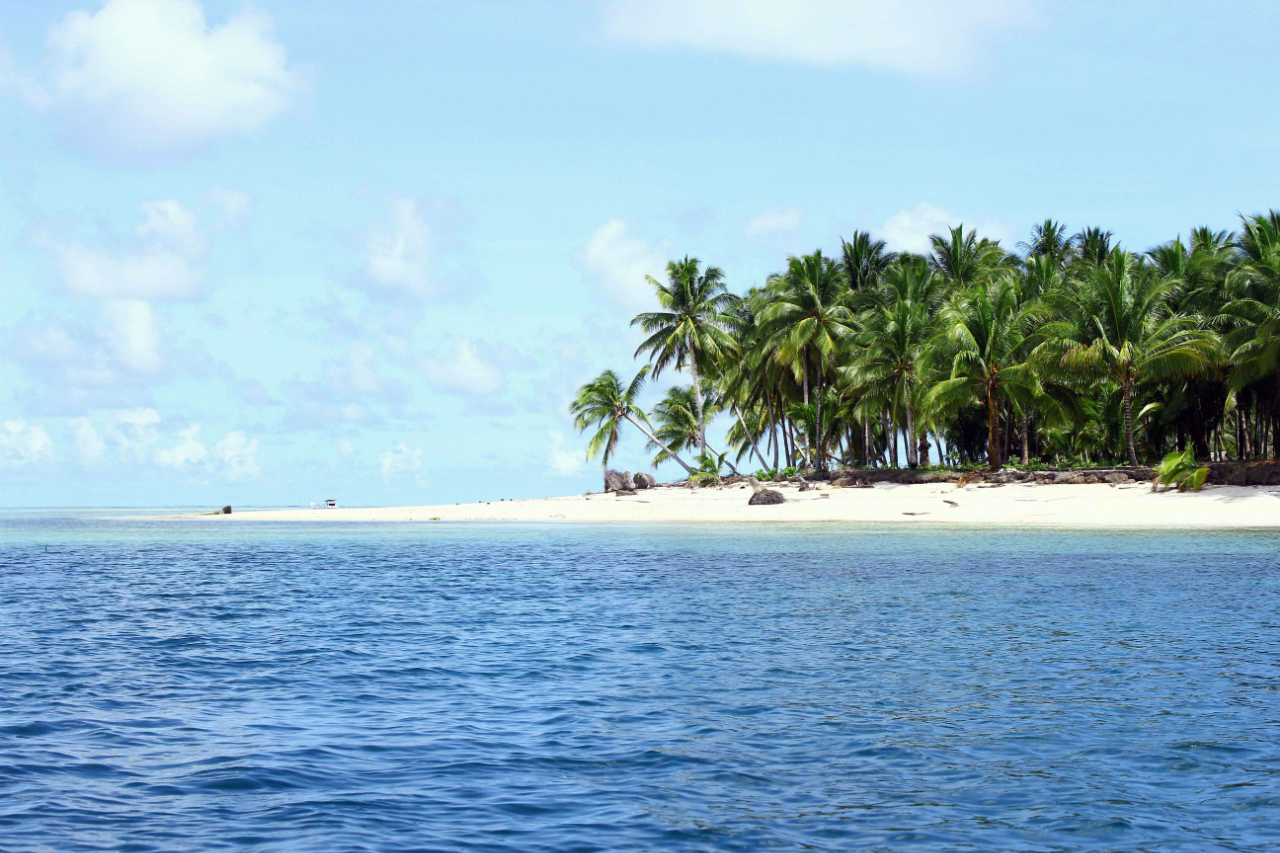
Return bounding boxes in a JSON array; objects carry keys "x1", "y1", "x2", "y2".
[{"x1": 1155, "y1": 449, "x2": 1209, "y2": 492}]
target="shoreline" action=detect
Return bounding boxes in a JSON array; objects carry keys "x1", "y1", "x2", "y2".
[{"x1": 199, "y1": 482, "x2": 1280, "y2": 528}]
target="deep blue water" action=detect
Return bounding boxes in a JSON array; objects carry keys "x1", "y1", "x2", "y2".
[{"x1": 1, "y1": 514, "x2": 1279, "y2": 852}]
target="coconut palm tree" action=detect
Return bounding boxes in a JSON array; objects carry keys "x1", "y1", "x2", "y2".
[
  {"x1": 570, "y1": 367, "x2": 694, "y2": 475},
  {"x1": 840, "y1": 231, "x2": 897, "y2": 292},
  {"x1": 930, "y1": 224, "x2": 1010, "y2": 288},
  {"x1": 1221, "y1": 211, "x2": 1280, "y2": 458},
  {"x1": 646, "y1": 385, "x2": 741, "y2": 473},
  {"x1": 1041, "y1": 250, "x2": 1218, "y2": 465},
  {"x1": 758, "y1": 251, "x2": 855, "y2": 470},
  {"x1": 1018, "y1": 219, "x2": 1073, "y2": 268},
  {"x1": 632, "y1": 257, "x2": 740, "y2": 458},
  {"x1": 927, "y1": 277, "x2": 1046, "y2": 471},
  {"x1": 846, "y1": 298, "x2": 934, "y2": 467}
]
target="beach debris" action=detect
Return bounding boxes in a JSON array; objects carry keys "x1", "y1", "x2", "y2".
[
  {"x1": 747, "y1": 476, "x2": 786, "y2": 505},
  {"x1": 943, "y1": 500, "x2": 958, "y2": 507},
  {"x1": 956, "y1": 472, "x2": 983, "y2": 489},
  {"x1": 796, "y1": 476, "x2": 813, "y2": 492},
  {"x1": 615, "y1": 489, "x2": 638, "y2": 496},
  {"x1": 634, "y1": 472, "x2": 656, "y2": 490},
  {"x1": 902, "y1": 511, "x2": 929, "y2": 516},
  {"x1": 604, "y1": 469, "x2": 636, "y2": 492}
]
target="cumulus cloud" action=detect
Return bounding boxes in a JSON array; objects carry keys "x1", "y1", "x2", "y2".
[
  {"x1": 70, "y1": 416, "x2": 106, "y2": 464},
  {"x1": 582, "y1": 219, "x2": 669, "y2": 313},
  {"x1": 43, "y1": 199, "x2": 202, "y2": 300},
  {"x1": 876, "y1": 203, "x2": 1014, "y2": 254},
  {"x1": 209, "y1": 187, "x2": 252, "y2": 225},
  {"x1": 155, "y1": 423, "x2": 206, "y2": 468},
  {"x1": 600, "y1": 0, "x2": 1038, "y2": 79},
  {"x1": 104, "y1": 408, "x2": 161, "y2": 461},
  {"x1": 213, "y1": 431, "x2": 259, "y2": 480},
  {"x1": 367, "y1": 199, "x2": 432, "y2": 296},
  {"x1": 379, "y1": 441, "x2": 422, "y2": 483},
  {"x1": 0, "y1": 420, "x2": 55, "y2": 468},
  {"x1": 8, "y1": 0, "x2": 302, "y2": 158},
  {"x1": 745, "y1": 208, "x2": 801, "y2": 240},
  {"x1": 102, "y1": 300, "x2": 164, "y2": 374},
  {"x1": 546, "y1": 430, "x2": 585, "y2": 477},
  {"x1": 423, "y1": 339, "x2": 504, "y2": 397}
]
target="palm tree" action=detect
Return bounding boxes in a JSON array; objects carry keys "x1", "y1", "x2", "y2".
[
  {"x1": 758, "y1": 251, "x2": 855, "y2": 470},
  {"x1": 1042, "y1": 250, "x2": 1218, "y2": 465},
  {"x1": 840, "y1": 231, "x2": 897, "y2": 292},
  {"x1": 569, "y1": 368, "x2": 694, "y2": 475},
  {"x1": 928, "y1": 277, "x2": 1045, "y2": 471},
  {"x1": 1221, "y1": 211, "x2": 1280, "y2": 458},
  {"x1": 1018, "y1": 219, "x2": 1073, "y2": 268},
  {"x1": 930, "y1": 224, "x2": 1010, "y2": 287},
  {"x1": 632, "y1": 257, "x2": 740, "y2": 458},
  {"x1": 845, "y1": 260, "x2": 940, "y2": 467},
  {"x1": 647, "y1": 386, "x2": 741, "y2": 473}
]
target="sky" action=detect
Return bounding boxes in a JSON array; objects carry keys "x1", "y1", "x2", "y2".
[{"x1": 1, "y1": 0, "x2": 1278, "y2": 507}]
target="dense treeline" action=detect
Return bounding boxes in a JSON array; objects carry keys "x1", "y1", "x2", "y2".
[{"x1": 572, "y1": 213, "x2": 1280, "y2": 476}]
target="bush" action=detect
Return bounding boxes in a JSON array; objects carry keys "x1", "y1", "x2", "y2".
[
  {"x1": 780, "y1": 465, "x2": 798, "y2": 478},
  {"x1": 753, "y1": 469, "x2": 777, "y2": 481},
  {"x1": 1155, "y1": 449, "x2": 1209, "y2": 492}
]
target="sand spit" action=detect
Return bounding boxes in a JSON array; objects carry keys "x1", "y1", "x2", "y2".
[{"x1": 203, "y1": 481, "x2": 1280, "y2": 527}]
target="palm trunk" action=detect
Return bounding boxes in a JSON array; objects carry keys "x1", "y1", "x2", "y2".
[
  {"x1": 1123, "y1": 379, "x2": 1138, "y2": 467},
  {"x1": 814, "y1": 376, "x2": 824, "y2": 471},
  {"x1": 705, "y1": 442, "x2": 741, "y2": 475},
  {"x1": 904, "y1": 402, "x2": 917, "y2": 468},
  {"x1": 863, "y1": 419, "x2": 872, "y2": 468},
  {"x1": 770, "y1": 396, "x2": 780, "y2": 470},
  {"x1": 623, "y1": 414, "x2": 694, "y2": 475},
  {"x1": 1021, "y1": 413, "x2": 1030, "y2": 466},
  {"x1": 686, "y1": 338, "x2": 706, "y2": 459},
  {"x1": 987, "y1": 386, "x2": 1001, "y2": 472},
  {"x1": 890, "y1": 411, "x2": 899, "y2": 468},
  {"x1": 733, "y1": 406, "x2": 768, "y2": 471}
]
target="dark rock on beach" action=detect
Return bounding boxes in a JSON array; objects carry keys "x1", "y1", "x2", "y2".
[
  {"x1": 634, "y1": 472, "x2": 656, "y2": 489},
  {"x1": 604, "y1": 469, "x2": 636, "y2": 492}
]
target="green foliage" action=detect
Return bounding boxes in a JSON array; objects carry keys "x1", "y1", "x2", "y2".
[
  {"x1": 753, "y1": 469, "x2": 778, "y2": 481},
  {"x1": 575, "y1": 210, "x2": 1280, "y2": 476},
  {"x1": 689, "y1": 451, "x2": 728, "y2": 487},
  {"x1": 1155, "y1": 449, "x2": 1210, "y2": 492}
]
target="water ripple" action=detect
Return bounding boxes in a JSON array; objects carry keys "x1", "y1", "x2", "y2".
[{"x1": 1, "y1": 515, "x2": 1278, "y2": 851}]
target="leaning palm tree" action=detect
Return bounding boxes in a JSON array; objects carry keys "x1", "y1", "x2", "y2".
[
  {"x1": 632, "y1": 257, "x2": 740, "y2": 458},
  {"x1": 569, "y1": 367, "x2": 694, "y2": 475},
  {"x1": 758, "y1": 251, "x2": 855, "y2": 470},
  {"x1": 927, "y1": 277, "x2": 1045, "y2": 471},
  {"x1": 647, "y1": 386, "x2": 740, "y2": 474},
  {"x1": 1040, "y1": 250, "x2": 1218, "y2": 466}
]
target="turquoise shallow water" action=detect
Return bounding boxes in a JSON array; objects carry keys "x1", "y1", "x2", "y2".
[{"x1": 1, "y1": 513, "x2": 1278, "y2": 851}]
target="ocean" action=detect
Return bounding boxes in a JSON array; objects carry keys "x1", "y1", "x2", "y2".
[{"x1": 2, "y1": 512, "x2": 1278, "y2": 851}]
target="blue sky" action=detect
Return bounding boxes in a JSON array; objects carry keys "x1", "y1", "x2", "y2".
[{"x1": 1, "y1": 0, "x2": 1277, "y2": 507}]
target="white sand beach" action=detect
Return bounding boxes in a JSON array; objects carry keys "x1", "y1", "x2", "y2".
[{"x1": 211, "y1": 481, "x2": 1280, "y2": 527}]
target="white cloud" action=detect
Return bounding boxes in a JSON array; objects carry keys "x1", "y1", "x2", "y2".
[
  {"x1": 138, "y1": 199, "x2": 201, "y2": 254},
  {"x1": 210, "y1": 187, "x2": 251, "y2": 225},
  {"x1": 367, "y1": 199, "x2": 432, "y2": 296},
  {"x1": 70, "y1": 416, "x2": 106, "y2": 464},
  {"x1": 105, "y1": 408, "x2": 161, "y2": 460},
  {"x1": 213, "y1": 431, "x2": 259, "y2": 480},
  {"x1": 155, "y1": 423, "x2": 206, "y2": 468},
  {"x1": 0, "y1": 420, "x2": 55, "y2": 468},
  {"x1": 547, "y1": 430, "x2": 585, "y2": 477},
  {"x1": 745, "y1": 208, "x2": 801, "y2": 239},
  {"x1": 44, "y1": 200, "x2": 202, "y2": 301},
  {"x1": 379, "y1": 441, "x2": 422, "y2": 483},
  {"x1": 12, "y1": 0, "x2": 301, "y2": 157},
  {"x1": 600, "y1": 0, "x2": 1038, "y2": 79},
  {"x1": 102, "y1": 300, "x2": 164, "y2": 374},
  {"x1": 424, "y1": 339, "x2": 504, "y2": 397},
  {"x1": 582, "y1": 219, "x2": 669, "y2": 313},
  {"x1": 875, "y1": 203, "x2": 1014, "y2": 254},
  {"x1": 50, "y1": 242, "x2": 198, "y2": 301}
]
